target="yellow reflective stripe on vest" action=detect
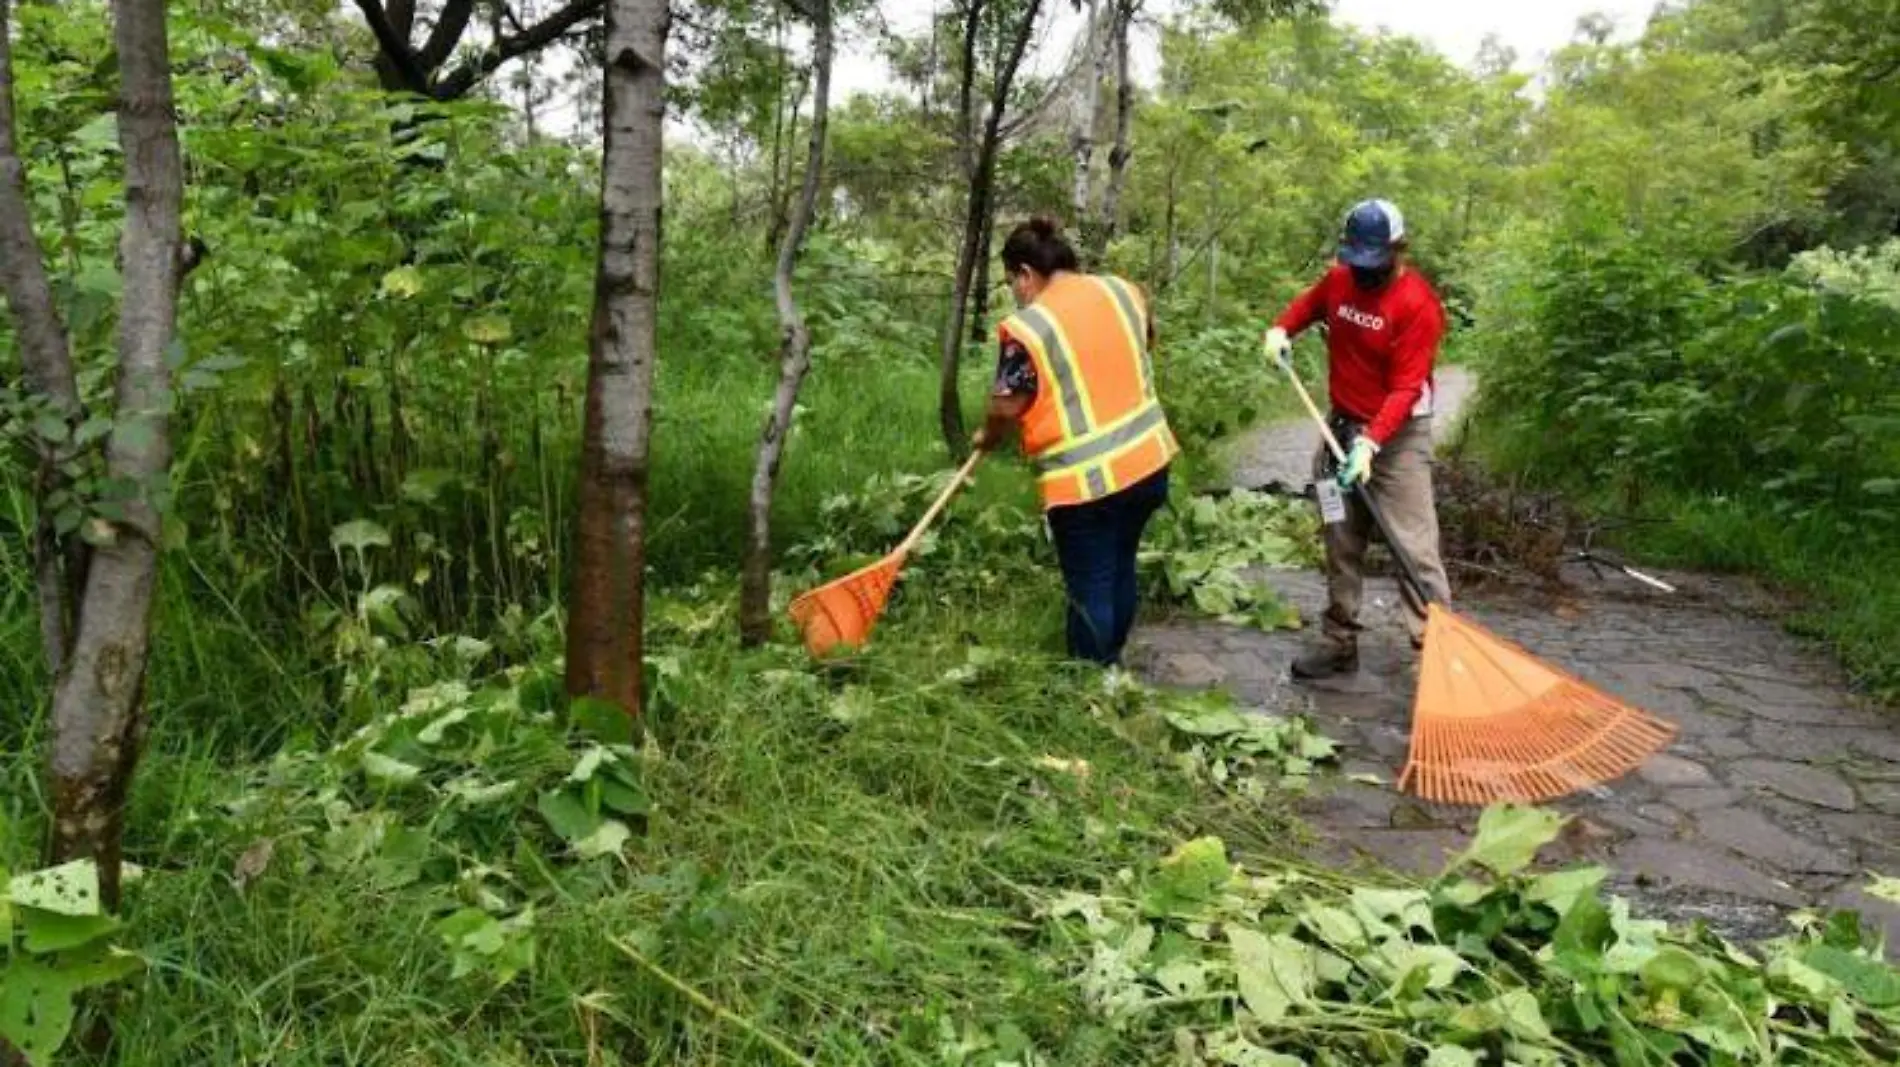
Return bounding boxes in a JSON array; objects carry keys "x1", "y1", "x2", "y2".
[
  {"x1": 1095, "y1": 277, "x2": 1156, "y2": 400},
  {"x1": 1031, "y1": 402, "x2": 1168, "y2": 475},
  {"x1": 1010, "y1": 305, "x2": 1092, "y2": 438}
]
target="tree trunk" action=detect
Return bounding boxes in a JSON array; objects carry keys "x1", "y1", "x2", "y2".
[
  {"x1": 45, "y1": 0, "x2": 188, "y2": 914},
  {"x1": 938, "y1": 0, "x2": 1043, "y2": 455},
  {"x1": 1092, "y1": 0, "x2": 1136, "y2": 265},
  {"x1": 1069, "y1": 0, "x2": 1105, "y2": 247},
  {"x1": 565, "y1": 0, "x2": 669, "y2": 716},
  {"x1": 0, "y1": 0, "x2": 86, "y2": 678},
  {"x1": 968, "y1": 198, "x2": 995, "y2": 343},
  {"x1": 739, "y1": 0, "x2": 833, "y2": 647}
]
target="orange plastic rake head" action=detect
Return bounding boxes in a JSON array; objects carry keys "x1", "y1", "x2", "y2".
[
  {"x1": 1397, "y1": 605, "x2": 1678, "y2": 805},
  {"x1": 788, "y1": 449, "x2": 985, "y2": 657},
  {"x1": 787, "y1": 552, "x2": 904, "y2": 657}
]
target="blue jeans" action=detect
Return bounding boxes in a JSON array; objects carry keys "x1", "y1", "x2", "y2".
[{"x1": 1046, "y1": 466, "x2": 1170, "y2": 666}]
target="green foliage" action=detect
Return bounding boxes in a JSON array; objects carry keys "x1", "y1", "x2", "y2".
[
  {"x1": 1, "y1": 858, "x2": 141, "y2": 1065},
  {"x1": 1046, "y1": 817, "x2": 1900, "y2": 1065},
  {"x1": 1143, "y1": 490, "x2": 1315, "y2": 630}
]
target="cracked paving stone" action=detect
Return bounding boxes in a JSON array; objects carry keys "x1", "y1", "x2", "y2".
[
  {"x1": 1700, "y1": 735, "x2": 1756, "y2": 760},
  {"x1": 1340, "y1": 829, "x2": 1465, "y2": 879},
  {"x1": 1639, "y1": 753, "x2": 1716, "y2": 788},
  {"x1": 1703, "y1": 692, "x2": 1856, "y2": 727},
  {"x1": 1720, "y1": 672, "x2": 1836, "y2": 708},
  {"x1": 1665, "y1": 787, "x2": 1745, "y2": 812},
  {"x1": 1157, "y1": 652, "x2": 1225, "y2": 688},
  {"x1": 1728, "y1": 759, "x2": 1858, "y2": 812},
  {"x1": 1857, "y1": 781, "x2": 1900, "y2": 817},
  {"x1": 1614, "y1": 838, "x2": 1804, "y2": 907},
  {"x1": 1695, "y1": 807, "x2": 1853, "y2": 876},
  {"x1": 1847, "y1": 731, "x2": 1900, "y2": 766},
  {"x1": 1744, "y1": 723, "x2": 1866, "y2": 764},
  {"x1": 1607, "y1": 661, "x2": 1726, "y2": 692}
]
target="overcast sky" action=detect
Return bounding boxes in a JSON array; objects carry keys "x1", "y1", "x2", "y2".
[{"x1": 829, "y1": 0, "x2": 1663, "y2": 100}]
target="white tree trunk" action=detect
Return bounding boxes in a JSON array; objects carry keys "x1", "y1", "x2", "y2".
[
  {"x1": 0, "y1": 0, "x2": 84, "y2": 676},
  {"x1": 45, "y1": 0, "x2": 188, "y2": 910},
  {"x1": 565, "y1": 0, "x2": 669, "y2": 715},
  {"x1": 740, "y1": 0, "x2": 833, "y2": 645},
  {"x1": 1069, "y1": 0, "x2": 1106, "y2": 235},
  {"x1": 1094, "y1": 0, "x2": 1137, "y2": 263}
]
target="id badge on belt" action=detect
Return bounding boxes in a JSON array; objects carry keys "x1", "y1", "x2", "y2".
[{"x1": 1315, "y1": 478, "x2": 1348, "y2": 526}]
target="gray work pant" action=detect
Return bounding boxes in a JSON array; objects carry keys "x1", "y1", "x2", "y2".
[{"x1": 1312, "y1": 416, "x2": 1452, "y2": 648}]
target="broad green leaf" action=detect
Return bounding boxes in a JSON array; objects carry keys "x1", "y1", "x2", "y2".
[
  {"x1": 362, "y1": 751, "x2": 422, "y2": 785},
  {"x1": 574, "y1": 819, "x2": 632, "y2": 860},
  {"x1": 462, "y1": 315, "x2": 512, "y2": 345},
  {"x1": 1153, "y1": 959, "x2": 1209, "y2": 997},
  {"x1": 1425, "y1": 1048, "x2": 1478, "y2": 1067},
  {"x1": 1640, "y1": 947, "x2": 1704, "y2": 992},
  {"x1": 537, "y1": 789, "x2": 600, "y2": 844},
  {"x1": 1380, "y1": 940, "x2": 1468, "y2": 990},
  {"x1": 1867, "y1": 874, "x2": 1900, "y2": 905},
  {"x1": 1526, "y1": 866, "x2": 1609, "y2": 919},
  {"x1": 1142, "y1": 837, "x2": 1231, "y2": 915},
  {"x1": 380, "y1": 265, "x2": 423, "y2": 298},
  {"x1": 330, "y1": 518, "x2": 391, "y2": 554},
  {"x1": 1209, "y1": 1033, "x2": 1305, "y2": 1066},
  {"x1": 1827, "y1": 995, "x2": 1859, "y2": 1038},
  {"x1": 1802, "y1": 944, "x2": 1900, "y2": 1007},
  {"x1": 8, "y1": 860, "x2": 102, "y2": 917},
  {"x1": 1351, "y1": 887, "x2": 1433, "y2": 934},
  {"x1": 1230, "y1": 928, "x2": 1313, "y2": 1023},
  {"x1": 19, "y1": 909, "x2": 118, "y2": 954},
  {"x1": 1299, "y1": 902, "x2": 1368, "y2": 949},
  {"x1": 1456, "y1": 805, "x2": 1567, "y2": 876},
  {"x1": 569, "y1": 745, "x2": 610, "y2": 783},
  {"x1": 0, "y1": 958, "x2": 77, "y2": 1065},
  {"x1": 1452, "y1": 989, "x2": 1553, "y2": 1043},
  {"x1": 1768, "y1": 954, "x2": 1840, "y2": 1000}
]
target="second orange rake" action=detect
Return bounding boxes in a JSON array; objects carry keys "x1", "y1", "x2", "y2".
[
  {"x1": 1275, "y1": 350, "x2": 1677, "y2": 805},
  {"x1": 788, "y1": 448, "x2": 985, "y2": 657}
]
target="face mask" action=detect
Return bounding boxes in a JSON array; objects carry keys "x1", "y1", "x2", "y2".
[{"x1": 1351, "y1": 263, "x2": 1395, "y2": 291}]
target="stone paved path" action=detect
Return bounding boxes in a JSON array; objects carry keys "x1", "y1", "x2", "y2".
[{"x1": 1133, "y1": 367, "x2": 1900, "y2": 956}]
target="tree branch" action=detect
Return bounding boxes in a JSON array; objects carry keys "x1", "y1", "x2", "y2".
[
  {"x1": 353, "y1": 0, "x2": 432, "y2": 93},
  {"x1": 432, "y1": 0, "x2": 606, "y2": 99},
  {"x1": 418, "y1": 0, "x2": 476, "y2": 71}
]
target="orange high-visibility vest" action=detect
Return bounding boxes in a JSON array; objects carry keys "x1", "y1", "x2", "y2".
[{"x1": 1000, "y1": 272, "x2": 1179, "y2": 510}]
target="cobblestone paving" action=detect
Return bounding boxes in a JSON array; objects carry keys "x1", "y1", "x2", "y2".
[{"x1": 1132, "y1": 368, "x2": 1900, "y2": 956}]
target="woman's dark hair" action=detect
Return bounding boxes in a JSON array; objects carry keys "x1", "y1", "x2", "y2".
[{"x1": 1001, "y1": 215, "x2": 1080, "y2": 277}]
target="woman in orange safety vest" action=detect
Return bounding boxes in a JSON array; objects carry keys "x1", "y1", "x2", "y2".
[{"x1": 975, "y1": 216, "x2": 1179, "y2": 666}]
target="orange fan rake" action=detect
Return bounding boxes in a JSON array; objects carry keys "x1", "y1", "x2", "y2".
[
  {"x1": 1275, "y1": 349, "x2": 1677, "y2": 805},
  {"x1": 789, "y1": 449, "x2": 985, "y2": 657}
]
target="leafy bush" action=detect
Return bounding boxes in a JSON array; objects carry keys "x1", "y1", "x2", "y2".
[{"x1": 1471, "y1": 222, "x2": 1900, "y2": 527}]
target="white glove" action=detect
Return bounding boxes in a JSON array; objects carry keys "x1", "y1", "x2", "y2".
[{"x1": 1264, "y1": 326, "x2": 1292, "y2": 370}]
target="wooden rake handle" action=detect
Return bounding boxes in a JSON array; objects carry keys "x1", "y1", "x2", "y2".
[
  {"x1": 1269, "y1": 342, "x2": 1437, "y2": 607},
  {"x1": 895, "y1": 447, "x2": 986, "y2": 557}
]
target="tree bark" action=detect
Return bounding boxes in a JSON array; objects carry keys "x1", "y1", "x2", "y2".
[
  {"x1": 1069, "y1": 0, "x2": 1106, "y2": 255},
  {"x1": 565, "y1": 0, "x2": 669, "y2": 716},
  {"x1": 739, "y1": 0, "x2": 832, "y2": 647},
  {"x1": 46, "y1": 0, "x2": 188, "y2": 913},
  {"x1": 1092, "y1": 0, "x2": 1136, "y2": 265},
  {"x1": 0, "y1": 0, "x2": 86, "y2": 677},
  {"x1": 938, "y1": 0, "x2": 1043, "y2": 455}
]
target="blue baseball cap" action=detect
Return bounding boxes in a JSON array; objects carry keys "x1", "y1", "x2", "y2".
[{"x1": 1338, "y1": 199, "x2": 1406, "y2": 269}]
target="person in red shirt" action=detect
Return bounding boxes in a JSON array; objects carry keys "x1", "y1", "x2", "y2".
[{"x1": 1263, "y1": 199, "x2": 1453, "y2": 679}]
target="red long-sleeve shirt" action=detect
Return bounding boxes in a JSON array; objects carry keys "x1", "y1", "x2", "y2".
[{"x1": 1274, "y1": 264, "x2": 1445, "y2": 446}]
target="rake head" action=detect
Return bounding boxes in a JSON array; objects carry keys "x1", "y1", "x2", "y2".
[
  {"x1": 787, "y1": 551, "x2": 904, "y2": 658},
  {"x1": 1398, "y1": 604, "x2": 1678, "y2": 806}
]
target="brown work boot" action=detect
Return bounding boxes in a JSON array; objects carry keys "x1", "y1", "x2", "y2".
[{"x1": 1291, "y1": 639, "x2": 1359, "y2": 680}]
